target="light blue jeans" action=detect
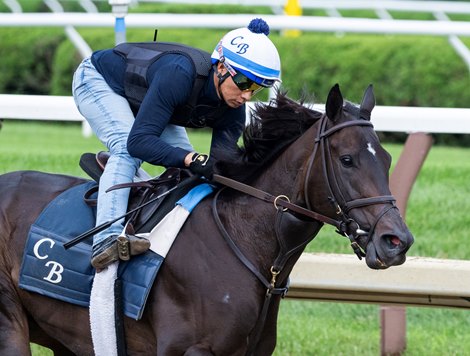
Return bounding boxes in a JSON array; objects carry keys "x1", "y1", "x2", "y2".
[{"x1": 72, "y1": 57, "x2": 193, "y2": 245}]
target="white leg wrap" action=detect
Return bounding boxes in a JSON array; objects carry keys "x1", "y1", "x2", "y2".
[{"x1": 90, "y1": 262, "x2": 119, "y2": 356}]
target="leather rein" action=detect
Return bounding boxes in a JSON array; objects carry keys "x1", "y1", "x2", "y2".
[{"x1": 210, "y1": 113, "x2": 397, "y2": 354}]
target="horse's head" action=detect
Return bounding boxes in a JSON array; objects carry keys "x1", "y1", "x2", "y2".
[
  {"x1": 215, "y1": 84, "x2": 413, "y2": 269},
  {"x1": 304, "y1": 84, "x2": 414, "y2": 269}
]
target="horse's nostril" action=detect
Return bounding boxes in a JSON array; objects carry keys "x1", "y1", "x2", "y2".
[
  {"x1": 382, "y1": 234, "x2": 402, "y2": 248},
  {"x1": 390, "y1": 236, "x2": 401, "y2": 246}
]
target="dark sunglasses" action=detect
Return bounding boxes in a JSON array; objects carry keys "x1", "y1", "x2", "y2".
[
  {"x1": 230, "y1": 71, "x2": 265, "y2": 93},
  {"x1": 222, "y1": 62, "x2": 270, "y2": 94}
]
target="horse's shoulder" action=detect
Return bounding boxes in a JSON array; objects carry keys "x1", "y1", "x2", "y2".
[
  {"x1": 0, "y1": 171, "x2": 87, "y2": 222},
  {"x1": 1, "y1": 170, "x2": 86, "y2": 190}
]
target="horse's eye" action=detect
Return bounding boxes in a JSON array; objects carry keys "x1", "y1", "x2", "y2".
[{"x1": 340, "y1": 155, "x2": 354, "y2": 167}]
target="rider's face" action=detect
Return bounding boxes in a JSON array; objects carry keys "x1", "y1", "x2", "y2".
[{"x1": 215, "y1": 63, "x2": 253, "y2": 108}]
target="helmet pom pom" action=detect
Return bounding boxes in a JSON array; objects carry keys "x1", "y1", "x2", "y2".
[{"x1": 248, "y1": 18, "x2": 270, "y2": 36}]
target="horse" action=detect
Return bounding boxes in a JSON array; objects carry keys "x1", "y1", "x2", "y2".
[{"x1": 0, "y1": 84, "x2": 413, "y2": 355}]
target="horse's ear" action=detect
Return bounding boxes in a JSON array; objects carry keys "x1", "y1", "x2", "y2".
[
  {"x1": 326, "y1": 83, "x2": 343, "y2": 122},
  {"x1": 359, "y1": 84, "x2": 375, "y2": 121}
]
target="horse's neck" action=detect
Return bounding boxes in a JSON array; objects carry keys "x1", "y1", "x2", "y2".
[
  {"x1": 253, "y1": 123, "x2": 317, "y2": 202},
  {"x1": 218, "y1": 126, "x2": 318, "y2": 273}
]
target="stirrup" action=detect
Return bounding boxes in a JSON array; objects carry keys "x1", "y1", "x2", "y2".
[{"x1": 91, "y1": 234, "x2": 150, "y2": 270}]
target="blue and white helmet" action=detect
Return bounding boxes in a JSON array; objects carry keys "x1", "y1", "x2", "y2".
[{"x1": 211, "y1": 18, "x2": 281, "y2": 87}]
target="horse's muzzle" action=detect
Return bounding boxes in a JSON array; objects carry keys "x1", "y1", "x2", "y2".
[{"x1": 365, "y1": 229, "x2": 414, "y2": 269}]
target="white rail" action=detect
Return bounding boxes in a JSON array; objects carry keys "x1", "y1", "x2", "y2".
[
  {"x1": 1, "y1": 13, "x2": 470, "y2": 37},
  {"x1": 302, "y1": 0, "x2": 470, "y2": 14},
  {"x1": 288, "y1": 253, "x2": 470, "y2": 309},
  {"x1": 1, "y1": 95, "x2": 470, "y2": 137},
  {"x1": 0, "y1": 95, "x2": 92, "y2": 137},
  {"x1": 2, "y1": 0, "x2": 470, "y2": 71},
  {"x1": 43, "y1": 0, "x2": 93, "y2": 59},
  {"x1": 136, "y1": 0, "x2": 470, "y2": 14}
]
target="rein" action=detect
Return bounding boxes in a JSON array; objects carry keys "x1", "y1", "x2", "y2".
[{"x1": 212, "y1": 175, "x2": 340, "y2": 228}]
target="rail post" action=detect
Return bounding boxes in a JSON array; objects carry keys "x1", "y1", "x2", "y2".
[
  {"x1": 108, "y1": 0, "x2": 131, "y2": 45},
  {"x1": 382, "y1": 132, "x2": 434, "y2": 355}
]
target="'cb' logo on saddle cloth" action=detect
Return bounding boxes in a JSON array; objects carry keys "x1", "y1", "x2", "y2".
[{"x1": 19, "y1": 181, "x2": 163, "y2": 320}]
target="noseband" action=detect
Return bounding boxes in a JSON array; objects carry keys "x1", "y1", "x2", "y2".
[{"x1": 303, "y1": 113, "x2": 397, "y2": 259}]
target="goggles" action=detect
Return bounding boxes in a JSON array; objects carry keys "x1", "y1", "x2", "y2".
[
  {"x1": 231, "y1": 71, "x2": 265, "y2": 93},
  {"x1": 222, "y1": 62, "x2": 272, "y2": 95}
]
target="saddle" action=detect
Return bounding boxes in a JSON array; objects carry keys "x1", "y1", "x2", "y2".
[{"x1": 79, "y1": 152, "x2": 199, "y2": 233}]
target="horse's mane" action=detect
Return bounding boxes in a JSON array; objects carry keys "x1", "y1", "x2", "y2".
[{"x1": 215, "y1": 92, "x2": 323, "y2": 182}]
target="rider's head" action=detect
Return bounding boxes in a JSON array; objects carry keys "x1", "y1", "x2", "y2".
[{"x1": 211, "y1": 18, "x2": 281, "y2": 95}]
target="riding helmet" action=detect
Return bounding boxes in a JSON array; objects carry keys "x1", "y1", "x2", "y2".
[{"x1": 211, "y1": 18, "x2": 282, "y2": 87}]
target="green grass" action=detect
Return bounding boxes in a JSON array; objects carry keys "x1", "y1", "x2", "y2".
[{"x1": 1, "y1": 120, "x2": 469, "y2": 355}]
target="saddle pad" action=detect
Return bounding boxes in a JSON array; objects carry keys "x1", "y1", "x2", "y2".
[{"x1": 19, "y1": 181, "x2": 163, "y2": 320}]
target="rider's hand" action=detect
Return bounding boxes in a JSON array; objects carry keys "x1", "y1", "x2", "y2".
[{"x1": 188, "y1": 153, "x2": 215, "y2": 179}]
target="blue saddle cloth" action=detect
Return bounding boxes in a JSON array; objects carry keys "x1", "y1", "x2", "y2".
[{"x1": 19, "y1": 181, "x2": 163, "y2": 320}]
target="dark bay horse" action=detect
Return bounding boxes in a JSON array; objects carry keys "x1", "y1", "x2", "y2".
[{"x1": 0, "y1": 84, "x2": 413, "y2": 355}]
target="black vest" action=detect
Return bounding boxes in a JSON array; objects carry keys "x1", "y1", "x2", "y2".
[{"x1": 114, "y1": 42, "x2": 227, "y2": 128}]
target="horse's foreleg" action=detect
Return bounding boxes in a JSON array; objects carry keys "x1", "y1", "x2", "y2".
[
  {"x1": 251, "y1": 298, "x2": 281, "y2": 356},
  {"x1": 184, "y1": 345, "x2": 215, "y2": 356},
  {"x1": 0, "y1": 282, "x2": 31, "y2": 355},
  {"x1": 29, "y1": 318, "x2": 76, "y2": 356}
]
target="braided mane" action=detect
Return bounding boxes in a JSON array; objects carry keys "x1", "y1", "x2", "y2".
[{"x1": 216, "y1": 92, "x2": 323, "y2": 182}]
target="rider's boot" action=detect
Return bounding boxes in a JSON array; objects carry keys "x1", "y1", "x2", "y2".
[{"x1": 91, "y1": 234, "x2": 150, "y2": 270}]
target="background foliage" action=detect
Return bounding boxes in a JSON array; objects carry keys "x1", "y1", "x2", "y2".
[{"x1": 1, "y1": 28, "x2": 469, "y2": 109}]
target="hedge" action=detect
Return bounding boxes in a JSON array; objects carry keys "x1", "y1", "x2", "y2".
[{"x1": 1, "y1": 27, "x2": 469, "y2": 107}]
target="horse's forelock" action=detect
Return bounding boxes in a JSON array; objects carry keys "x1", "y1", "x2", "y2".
[{"x1": 343, "y1": 101, "x2": 361, "y2": 119}]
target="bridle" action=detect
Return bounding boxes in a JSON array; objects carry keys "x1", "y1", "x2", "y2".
[
  {"x1": 213, "y1": 113, "x2": 397, "y2": 260},
  {"x1": 303, "y1": 113, "x2": 397, "y2": 259},
  {"x1": 211, "y1": 112, "x2": 398, "y2": 354}
]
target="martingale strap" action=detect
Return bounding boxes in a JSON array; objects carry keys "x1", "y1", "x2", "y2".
[
  {"x1": 210, "y1": 177, "x2": 325, "y2": 355},
  {"x1": 211, "y1": 188, "x2": 289, "y2": 356}
]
